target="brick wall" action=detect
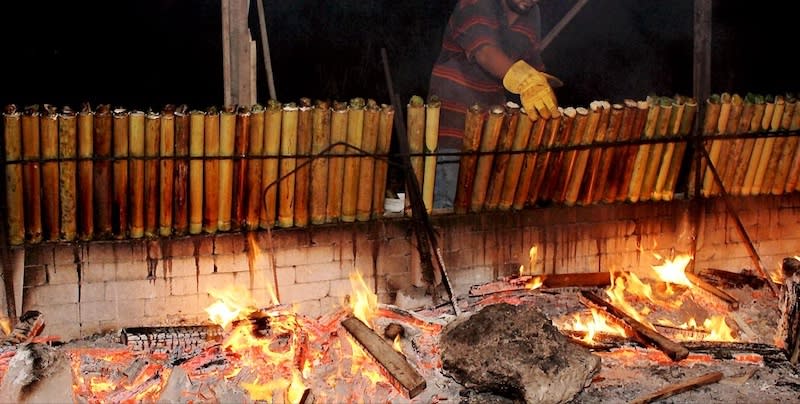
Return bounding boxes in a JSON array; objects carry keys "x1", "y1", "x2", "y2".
[{"x1": 9, "y1": 194, "x2": 800, "y2": 341}]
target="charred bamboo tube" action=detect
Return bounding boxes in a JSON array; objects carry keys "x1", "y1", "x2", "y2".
[
  {"x1": 511, "y1": 109, "x2": 544, "y2": 210},
  {"x1": 3, "y1": 106, "x2": 24, "y2": 245},
  {"x1": 688, "y1": 95, "x2": 720, "y2": 198},
  {"x1": 422, "y1": 96, "x2": 440, "y2": 213},
  {"x1": 762, "y1": 96, "x2": 795, "y2": 194},
  {"x1": 326, "y1": 101, "x2": 348, "y2": 223},
  {"x1": 341, "y1": 98, "x2": 364, "y2": 222},
  {"x1": 713, "y1": 94, "x2": 744, "y2": 196},
  {"x1": 589, "y1": 102, "x2": 624, "y2": 204},
  {"x1": 639, "y1": 97, "x2": 673, "y2": 201},
  {"x1": 356, "y1": 100, "x2": 380, "y2": 221},
  {"x1": 173, "y1": 105, "x2": 190, "y2": 236},
  {"x1": 278, "y1": 103, "x2": 299, "y2": 228},
  {"x1": 112, "y1": 108, "x2": 130, "y2": 238},
  {"x1": 553, "y1": 107, "x2": 589, "y2": 204},
  {"x1": 578, "y1": 101, "x2": 611, "y2": 205},
  {"x1": 405, "y1": 95, "x2": 425, "y2": 216},
  {"x1": 752, "y1": 95, "x2": 782, "y2": 194},
  {"x1": 539, "y1": 107, "x2": 576, "y2": 203},
  {"x1": 652, "y1": 98, "x2": 684, "y2": 200},
  {"x1": 40, "y1": 105, "x2": 60, "y2": 241},
  {"x1": 217, "y1": 106, "x2": 236, "y2": 231},
  {"x1": 245, "y1": 104, "x2": 265, "y2": 230},
  {"x1": 129, "y1": 110, "x2": 146, "y2": 239},
  {"x1": 57, "y1": 107, "x2": 77, "y2": 241},
  {"x1": 310, "y1": 100, "x2": 331, "y2": 224},
  {"x1": 22, "y1": 106, "x2": 43, "y2": 243},
  {"x1": 231, "y1": 106, "x2": 250, "y2": 230},
  {"x1": 453, "y1": 104, "x2": 486, "y2": 214},
  {"x1": 609, "y1": 100, "x2": 647, "y2": 203},
  {"x1": 773, "y1": 98, "x2": 800, "y2": 194},
  {"x1": 627, "y1": 96, "x2": 661, "y2": 202},
  {"x1": 485, "y1": 103, "x2": 519, "y2": 210},
  {"x1": 188, "y1": 110, "x2": 205, "y2": 234},
  {"x1": 144, "y1": 110, "x2": 161, "y2": 237},
  {"x1": 77, "y1": 104, "x2": 94, "y2": 240},
  {"x1": 740, "y1": 95, "x2": 767, "y2": 195},
  {"x1": 499, "y1": 107, "x2": 534, "y2": 210},
  {"x1": 203, "y1": 108, "x2": 220, "y2": 233},
  {"x1": 526, "y1": 111, "x2": 562, "y2": 205},
  {"x1": 294, "y1": 98, "x2": 313, "y2": 227},
  {"x1": 260, "y1": 100, "x2": 282, "y2": 229},
  {"x1": 565, "y1": 103, "x2": 602, "y2": 206},
  {"x1": 663, "y1": 98, "x2": 697, "y2": 200},
  {"x1": 785, "y1": 100, "x2": 800, "y2": 192},
  {"x1": 701, "y1": 93, "x2": 732, "y2": 196},
  {"x1": 470, "y1": 105, "x2": 506, "y2": 212},
  {"x1": 93, "y1": 104, "x2": 113, "y2": 238},
  {"x1": 159, "y1": 105, "x2": 176, "y2": 237},
  {"x1": 728, "y1": 94, "x2": 757, "y2": 195},
  {"x1": 372, "y1": 104, "x2": 394, "y2": 219}
]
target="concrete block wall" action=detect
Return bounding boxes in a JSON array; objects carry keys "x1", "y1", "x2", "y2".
[{"x1": 12, "y1": 194, "x2": 800, "y2": 341}]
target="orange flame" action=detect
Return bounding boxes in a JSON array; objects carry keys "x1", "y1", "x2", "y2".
[
  {"x1": 392, "y1": 334, "x2": 403, "y2": 353},
  {"x1": 526, "y1": 276, "x2": 543, "y2": 290},
  {"x1": 568, "y1": 308, "x2": 630, "y2": 343},
  {"x1": 650, "y1": 253, "x2": 693, "y2": 287},
  {"x1": 349, "y1": 270, "x2": 378, "y2": 327},
  {"x1": 247, "y1": 232, "x2": 280, "y2": 306},
  {"x1": 205, "y1": 285, "x2": 258, "y2": 329}
]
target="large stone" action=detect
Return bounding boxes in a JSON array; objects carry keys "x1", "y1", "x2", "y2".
[
  {"x1": 440, "y1": 303, "x2": 600, "y2": 404},
  {"x1": 0, "y1": 343, "x2": 75, "y2": 403}
]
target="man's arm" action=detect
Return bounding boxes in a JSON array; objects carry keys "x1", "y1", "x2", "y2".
[{"x1": 473, "y1": 44, "x2": 515, "y2": 80}]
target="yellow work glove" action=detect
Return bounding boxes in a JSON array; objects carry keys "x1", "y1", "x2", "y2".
[{"x1": 503, "y1": 60, "x2": 559, "y2": 119}]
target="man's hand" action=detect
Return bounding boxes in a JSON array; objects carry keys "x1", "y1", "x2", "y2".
[{"x1": 503, "y1": 60, "x2": 559, "y2": 119}]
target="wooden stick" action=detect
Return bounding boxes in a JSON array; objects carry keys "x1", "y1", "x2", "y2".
[
  {"x1": 526, "y1": 112, "x2": 562, "y2": 205},
  {"x1": 469, "y1": 272, "x2": 612, "y2": 296},
  {"x1": 579, "y1": 290, "x2": 689, "y2": 361},
  {"x1": 577, "y1": 101, "x2": 611, "y2": 205},
  {"x1": 499, "y1": 107, "x2": 534, "y2": 210},
  {"x1": 129, "y1": 110, "x2": 146, "y2": 239},
  {"x1": 159, "y1": 105, "x2": 176, "y2": 237},
  {"x1": 341, "y1": 316, "x2": 426, "y2": 399},
  {"x1": 422, "y1": 96, "x2": 441, "y2": 213},
  {"x1": 752, "y1": 95, "x2": 782, "y2": 195},
  {"x1": 57, "y1": 107, "x2": 77, "y2": 241},
  {"x1": 685, "y1": 272, "x2": 739, "y2": 310},
  {"x1": 173, "y1": 105, "x2": 190, "y2": 236},
  {"x1": 405, "y1": 96, "x2": 425, "y2": 216},
  {"x1": 664, "y1": 98, "x2": 697, "y2": 200},
  {"x1": 310, "y1": 100, "x2": 331, "y2": 224},
  {"x1": 590, "y1": 102, "x2": 623, "y2": 204},
  {"x1": 485, "y1": 103, "x2": 519, "y2": 211},
  {"x1": 93, "y1": 104, "x2": 113, "y2": 238},
  {"x1": 202, "y1": 107, "x2": 220, "y2": 233},
  {"x1": 511, "y1": 109, "x2": 545, "y2": 210},
  {"x1": 294, "y1": 98, "x2": 313, "y2": 227},
  {"x1": 554, "y1": 106, "x2": 590, "y2": 204},
  {"x1": 40, "y1": 105, "x2": 60, "y2": 241},
  {"x1": 728, "y1": 94, "x2": 757, "y2": 195},
  {"x1": 326, "y1": 101, "x2": 347, "y2": 223},
  {"x1": 244, "y1": 104, "x2": 264, "y2": 230},
  {"x1": 539, "y1": 107, "x2": 576, "y2": 203},
  {"x1": 22, "y1": 106, "x2": 43, "y2": 243},
  {"x1": 278, "y1": 103, "x2": 298, "y2": 228},
  {"x1": 231, "y1": 106, "x2": 250, "y2": 230},
  {"x1": 112, "y1": 108, "x2": 130, "y2": 239},
  {"x1": 3, "y1": 106, "x2": 24, "y2": 245},
  {"x1": 453, "y1": 104, "x2": 485, "y2": 214},
  {"x1": 773, "y1": 97, "x2": 800, "y2": 195},
  {"x1": 77, "y1": 104, "x2": 94, "y2": 241},
  {"x1": 470, "y1": 105, "x2": 506, "y2": 212},
  {"x1": 371, "y1": 104, "x2": 394, "y2": 219},
  {"x1": 144, "y1": 110, "x2": 161, "y2": 237},
  {"x1": 260, "y1": 100, "x2": 282, "y2": 229},
  {"x1": 356, "y1": 100, "x2": 380, "y2": 221},
  {"x1": 217, "y1": 106, "x2": 235, "y2": 231},
  {"x1": 341, "y1": 98, "x2": 364, "y2": 222},
  {"x1": 564, "y1": 104, "x2": 601, "y2": 205},
  {"x1": 630, "y1": 371, "x2": 723, "y2": 404},
  {"x1": 610, "y1": 100, "x2": 648, "y2": 203},
  {"x1": 652, "y1": 97, "x2": 683, "y2": 201}
]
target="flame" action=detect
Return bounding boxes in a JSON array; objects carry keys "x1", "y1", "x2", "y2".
[
  {"x1": 89, "y1": 377, "x2": 115, "y2": 393},
  {"x1": 205, "y1": 285, "x2": 258, "y2": 329},
  {"x1": 606, "y1": 271, "x2": 653, "y2": 327},
  {"x1": 529, "y1": 246, "x2": 539, "y2": 275},
  {"x1": 247, "y1": 232, "x2": 281, "y2": 306},
  {"x1": 0, "y1": 318, "x2": 10, "y2": 336},
  {"x1": 650, "y1": 253, "x2": 693, "y2": 287},
  {"x1": 704, "y1": 315, "x2": 734, "y2": 341},
  {"x1": 526, "y1": 276, "x2": 543, "y2": 290},
  {"x1": 349, "y1": 270, "x2": 378, "y2": 326},
  {"x1": 392, "y1": 335, "x2": 403, "y2": 353},
  {"x1": 568, "y1": 308, "x2": 629, "y2": 343},
  {"x1": 287, "y1": 369, "x2": 307, "y2": 404}
]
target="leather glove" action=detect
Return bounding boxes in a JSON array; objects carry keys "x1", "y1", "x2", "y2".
[{"x1": 503, "y1": 60, "x2": 559, "y2": 119}]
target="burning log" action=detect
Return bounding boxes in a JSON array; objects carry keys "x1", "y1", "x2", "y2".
[
  {"x1": 3, "y1": 105, "x2": 24, "y2": 245},
  {"x1": 144, "y1": 111, "x2": 161, "y2": 237},
  {"x1": 355, "y1": 100, "x2": 380, "y2": 221},
  {"x1": 341, "y1": 316, "x2": 426, "y2": 399},
  {"x1": 22, "y1": 105, "x2": 43, "y2": 243},
  {"x1": 93, "y1": 104, "x2": 113, "y2": 238},
  {"x1": 685, "y1": 272, "x2": 739, "y2": 310},
  {"x1": 173, "y1": 106, "x2": 190, "y2": 236},
  {"x1": 1, "y1": 310, "x2": 44, "y2": 345},
  {"x1": 469, "y1": 272, "x2": 612, "y2": 296},
  {"x1": 58, "y1": 107, "x2": 78, "y2": 241},
  {"x1": 217, "y1": 106, "x2": 236, "y2": 231},
  {"x1": 294, "y1": 98, "x2": 313, "y2": 227},
  {"x1": 341, "y1": 98, "x2": 364, "y2": 222},
  {"x1": 579, "y1": 290, "x2": 689, "y2": 361},
  {"x1": 279, "y1": 103, "x2": 298, "y2": 228},
  {"x1": 499, "y1": 107, "x2": 534, "y2": 210},
  {"x1": 777, "y1": 257, "x2": 800, "y2": 364},
  {"x1": 260, "y1": 100, "x2": 282, "y2": 229},
  {"x1": 325, "y1": 101, "x2": 347, "y2": 223},
  {"x1": 484, "y1": 103, "x2": 519, "y2": 211},
  {"x1": 188, "y1": 110, "x2": 205, "y2": 235},
  {"x1": 40, "y1": 105, "x2": 60, "y2": 241},
  {"x1": 310, "y1": 100, "x2": 331, "y2": 224},
  {"x1": 470, "y1": 105, "x2": 505, "y2": 212},
  {"x1": 630, "y1": 371, "x2": 723, "y2": 404},
  {"x1": 695, "y1": 267, "x2": 767, "y2": 290},
  {"x1": 120, "y1": 325, "x2": 223, "y2": 354},
  {"x1": 111, "y1": 108, "x2": 129, "y2": 239},
  {"x1": 453, "y1": 104, "x2": 485, "y2": 214},
  {"x1": 159, "y1": 105, "x2": 176, "y2": 236},
  {"x1": 77, "y1": 104, "x2": 94, "y2": 240},
  {"x1": 371, "y1": 104, "x2": 394, "y2": 219},
  {"x1": 231, "y1": 106, "x2": 250, "y2": 230},
  {"x1": 422, "y1": 96, "x2": 440, "y2": 213}
]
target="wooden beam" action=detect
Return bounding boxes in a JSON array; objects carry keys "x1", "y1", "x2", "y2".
[
  {"x1": 221, "y1": 0, "x2": 232, "y2": 106},
  {"x1": 686, "y1": 271, "x2": 739, "y2": 310},
  {"x1": 630, "y1": 371, "x2": 723, "y2": 404}
]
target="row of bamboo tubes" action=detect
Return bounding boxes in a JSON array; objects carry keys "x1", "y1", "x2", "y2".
[{"x1": 2, "y1": 99, "x2": 394, "y2": 245}]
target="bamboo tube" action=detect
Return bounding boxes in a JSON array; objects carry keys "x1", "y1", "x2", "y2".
[
  {"x1": 93, "y1": 104, "x2": 113, "y2": 238},
  {"x1": 325, "y1": 101, "x2": 348, "y2": 222},
  {"x1": 663, "y1": 97, "x2": 697, "y2": 200},
  {"x1": 639, "y1": 97, "x2": 673, "y2": 202},
  {"x1": 701, "y1": 93, "x2": 732, "y2": 197},
  {"x1": 453, "y1": 104, "x2": 486, "y2": 214},
  {"x1": 341, "y1": 98, "x2": 364, "y2": 222},
  {"x1": 188, "y1": 110, "x2": 205, "y2": 234},
  {"x1": 772, "y1": 97, "x2": 800, "y2": 195},
  {"x1": 565, "y1": 103, "x2": 602, "y2": 206},
  {"x1": 526, "y1": 111, "x2": 562, "y2": 205},
  {"x1": 40, "y1": 105, "x2": 60, "y2": 241},
  {"x1": 609, "y1": 100, "x2": 647, "y2": 203},
  {"x1": 761, "y1": 96, "x2": 793, "y2": 194},
  {"x1": 203, "y1": 107, "x2": 221, "y2": 233},
  {"x1": 470, "y1": 105, "x2": 506, "y2": 212},
  {"x1": 144, "y1": 110, "x2": 161, "y2": 237},
  {"x1": 4, "y1": 106, "x2": 25, "y2": 245},
  {"x1": 294, "y1": 98, "x2": 313, "y2": 227},
  {"x1": 627, "y1": 96, "x2": 661, "y2": 202},
  {"x1": 260, "y1": 100, "x2": 282, "y2": 228},
  {"x1": 712, "y1": 94, "x2": 744, "y2": 196},
  {"x1": 652, "y1": 97, "x2": 683, "y2": 201},
  {"x1": 230, "y1": 106, "x2": 250, "y2": 230},
  {"x1": 688, "y1": 95, "x2": 720, "y2": 198},
  {"x1": 57, "y1": 107, "x2": 77, "y2": 241},
  {"x1": 77, "y1": 104, "x2": 94, "y2": 240},
  {"x1": 557, "y1": 106, "x2": 592, "y2": 204},
  {"x1": 356, "y1": 99, "x2": 380, "y2": 221},
  {"x1": 217, "y1": 106, "x2": 235, "y2": 231},
  {"x1": 422, "y1": 95, "x2": 440, "y2": 213},
  {"x1": 278, "y1": 102, "x2": 298, "y2": 227},
  {"x1": 499, "y1": 107, "x2": 534, "y2": 210},
  {"x1": 752, "y1": 95, "x2": 782, "y2": 194},
  {"x1": 740, "y1": 95, "x2": 766, "y2": 195},
  {"x1": 21, "y1": 106, "x2": 43, "y2": 243},
  {"x1": 785, "y1": 101, "x2": 800, "y2": 192},
  {"x1": 589, "y1": 102, "x2": 624, "y2": 204},
  {"x1": 405, "y1": 95, "x2": 426, "y2": 216},
  {"x1": 310, "y1": 100, "x2": 331, "y2": 224},
  {"x1": 245, "y1": 104, "x2": 265, "y2": 230},
  {"x1": 159, "y1": 105, "x2": 176, "y2": 237},
  {"x1": 372, "y1": 104, "x2": 394, "y2": 219},
  {"x1": 729, "y1": 94, "x2": 758, "y2": 195},
  {"x1": 539, "y1": 107, "x2": 576, "y2": 203},
  {"x1": 112, "y1": 108, "x2": 129, "y2": 238},
  {"x1": 485, "y1": 103, "x2": 520, "y2": 210},
  {"x1": 173, "y1": 105, "x2": 190, "y2": 236},
  {"x1": 577, "y1": 101, "x2": 611, "y2": 205},
  {"x1": 129, "y1": 110, "x2": 146, "y2": 238},
  {"x1": 512, "y1": 108, "x2": 546, "y2": 210}
]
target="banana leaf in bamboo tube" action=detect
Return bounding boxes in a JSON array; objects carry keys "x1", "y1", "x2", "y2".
[
  {"x1": 159, "y1": 105, "x2": 176, "y2": 237},
  {"x1": 144, "y1": 110, "x2": 161, "y2": 237},
  {"x1": 77, "y1": 104, "x2": 94, "y2": 240},
  {"x1": 188, "y1": 110, "x2": 205, "y2": 234},
  {"x1": 217, "y1": 106, "x2": 235, "y2": 231},
  {"x1": 565, "y1": 103, "x2": 602, "y2": 206},
  {"x1": 173, "y1": 105, "x2": 190, "y2": 236},
  {"x1": 422, "y1": 96, "x2": 440, "y2": 213},
  {"x1": 577, "y1": 101, "x2": 611, "y2": 205},
  {"x1": 772, "y1": 97, "x2": 800, "y2": 195},
  {"x1": 539, "y1": 107, "x2": 575, "y2": 203},
  {"x1": 609, "y1": 100, "x2": 647, "y2": 203},
  {"x1": 688, "y1": 95, "x2": 720, "y2": 198},
  {"x1": 470, "y1": 105, "x2": 506, "y2": 212},
  {"x1": 627, "y1": 96, "x2": 661, "y2": 202},
  {"x1": 356, "y1": 100, "x2": 380, "y2": 221},
  {"x1": 784, "y1": 100, "x2": 800, "y2": 192},
  {"x1": 557, "y1": 106, "x2": 591, "y2": 205},
  {"x1": 294, "y1": 98, "x2": 313, "y2": 227},
  {"x1": 372, "y1": 104, "x2": 394, "y2": 219},
  {"x1": 341, "y1": 98, "x2": 364, "y2": 222},
  {"x1": 245, "y1": 104, "x2": 265, "y2": 230},
  {"x1": 761, "y1": 96, "x2": 794, "y2": 194},
  {"x1": 310, "y1": 100, "x2": 331, "y2": 224},
  {"x1": 510, "y1": 108, "x2": 543, "y2": 210},
  {"x1": 231, "y1": 106, "x2": 250, "y2": 230},
  {"x1": 701, "y1": 93, "x2": 732, "y2": 197},
  {"x1": 129, "y1": 110, "x2": 146, "y2": 239},
  {"x1": 58, "y1": 107, "x2": 77, "y2": 241},
  {"x1": 21, "y1": 106, "x2": 42, "y2": 243},
  {"x1": 752, "y1": 95, "x2": 782, "y2": 195},
  {"x1": 3, "y1": 106, "x2": 24, "y2": 245},
  {"x1": 405, "y1": 96, "x2": 425, "y2": 216},
  {"x1": 112, "y1": 108, "x2": 129, "y2": 238},
  {"x1": 713, "y1": 94, "x2": 744, "y2": 196},
  {"x1": 453, "y1": 104, "x2": 486, "y2": 215},
  {"x1": 639, "y1": 97, "x2": 673, "y2": 202},
  {"x1": 499, "y1": 106, "x2": 534, "y2": 210},
  {"x1": 526, "y1": 111, "x2": 562, "y2": 206},
  {"x1": 740, "y1": 95, "x2": 766, "y2": 196},
  {"x1": 93, "y1": 104, "x2": 113, "y2": 238},
  {"x1": 485, "y1": 103, "x2": 519, "y2": 210},
  {"x1": 728, "y1": 94, "x2": 758, "y2": 195},
  {"x1": 652, "y1": 97, "x2": 683, "y2": 201},
  {"x1": 41, "y1": 105, "x2": 60, "y2": 241},
  {"x1": 590, "y1": 102, "x2": 624, "y2": 204},
  {"x1": 326, "y1": 101, "x2": 348, "y2": 223},
  {"x1": 260, "y1": 100, "x2": 282, "y2": 229},
  {"x1": 663, "y1": 97, "x2": 697, "y2": 201},
  {"x1": 279, "y1": 103, "x2": 299, "y2": 228}
]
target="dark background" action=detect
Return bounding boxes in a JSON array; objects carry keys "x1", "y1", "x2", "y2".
[{"x1": 0, "y1": 0, "x2": 797, "y2": 110}]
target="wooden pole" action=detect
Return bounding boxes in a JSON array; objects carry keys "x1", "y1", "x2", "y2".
[
  {"x1": 144, "y1": 110, "x2": 161, "y2": 237},
  {"x1": 470, "y1": 105, "x2": 506, "y2": 212},
  {"x1": 129, "y1": 110, "x2": 146, "y2": 239},
  {"x1": 112, "y1": 108, "x2": 130, "y2": 238},
  {"x1": 310, "y1": 100, "x2": 331, "y2": 225},
  {"x1": 511, "y1": 109, "x2": 544, "y2": 210},
  {"x1": 245, "y1": 104, "x2": 265, "y2": 230},
  {"x1": 356, "y1": 100, "x2": 380, "y2": 221},
  {"x1": 499, "y1": 107, "x2": 534, "y2": 210},
  {"x1": 372, "y1": 104, "x2": 394, "y2": 219},
  {"x1": 577, "y1": 101, "x2": 611, "y2": 205},
  {"x1": 173, "y1": 105, "x2": 190, "y2": 236},
  {"x1": 57, "y1": 107, "x2": 77, "y2": 241},
  {"x1": 278, "y1": 103, "x2": 298, "y2": 228},
  {"x1": 260, "y1": 100, "x2": 282, "y2": 229},
  {"x1": 485, "y1": 103, "x2": 520, "y2": 210},
  {"x1": 217, "y1": 106, "x2": 236, "y2": 231},
  {"x1": 326, "y1": 101, "x2": 348, "y2": 223},
  {"x1": 221, "y1": 0, "x2": 232, "y2": 106},
  {"x1": 40, "y1": 105, "x2": 60, "y2": 241},
  {"x1": 294, "y1": 98, "x2": 313, "y2": 227},
  {"x1": 231, "y1": 105, "x2": 250, "y2": 230},
  {"x1": 255, "y1": 0, "x2": 277, "y2": 100},
  {"x1": 188, "y1": 110, "x2": 205, "y2": 235},
  {"x1": 422, "y1": 96, "x2": 440, "y2": 213},
  {"x1": 405, "y1": 96, "x2": 425, "y2": 216},
  {"x1": 77, "y1": 104, "x2": 94, "y2": 241},
  {"x1": 21, "y1": 106, "x2": 43, "y2": 243},
  {"x1": 93, "y1": 104, "x2": 113, "y2": 238},
  {"x1": 342, "y1": 98, "x2": 365, "y2": 222},
  {"x1": 453, "y1": 104, "x2": 485, "y2": 214}
]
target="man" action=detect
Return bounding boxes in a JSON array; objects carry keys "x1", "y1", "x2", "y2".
[{"x1": 429, "y1": 0, "x2": 559, "y2": 208}]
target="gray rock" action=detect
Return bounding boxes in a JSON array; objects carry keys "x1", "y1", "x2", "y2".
[{"x1": 0, "y1": 343, "x2": 75, "y2": 403}]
